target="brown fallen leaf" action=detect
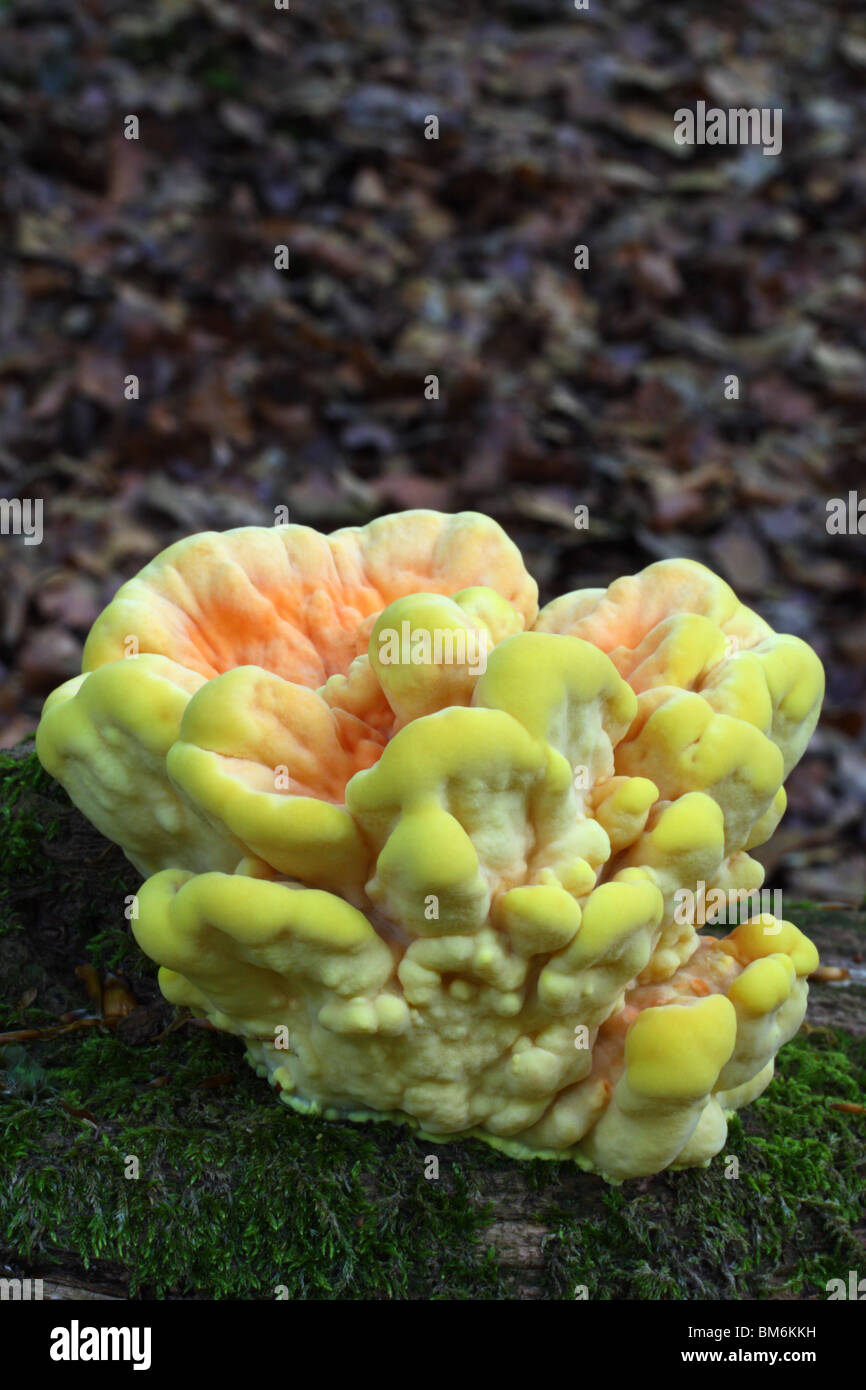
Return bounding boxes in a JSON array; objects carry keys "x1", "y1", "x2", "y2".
[
  {"x1": 199, "y1": 1072, "x2": 235, "y2": 1089},
  {"x1": 0, "y1": 1019, "x2": 108, "y2": 1044},
  {"x1": 829, "y1": 1102, "x2": 866, "y2": 1115},
  {"x1": 35, "y1": 573, "x2": 101, "y2": 632},
  {"x1": 102, "y1": 973, "x2": 138, "y2": 1021},
  {"x1": 810, "y1": 965, "x2": 851, "y2": 982},
  {"x1": 58, "y1": 1099, "x2": 99, "y2": 1125},
  {"x1": 707, "y1": 525, "x2": 774, "y2": 598},
  {"x1": 75, "y1": 964, "x2": 103, "y2": 1013},
  {"x1": 18, "y1": 626, "x2": 82, "y2": 693}
]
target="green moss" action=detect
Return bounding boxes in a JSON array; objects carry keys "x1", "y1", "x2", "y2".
[
  {"x1": 540, "y1": 1028, "x2": 866, "y2": 1300},
  {"x1": 0, "y1": 749, "x2": 136, "y2": 963},
  {"x1": 84, "y1": 923, "x2": 141, "y2": 975},
  {"x1": 1, "y1": 1027, "x2": 508, "y2": 1299},
  {"x1": 0, "y1": 749, "x2": 62, "y2": 887},
  {"x1": 2, "y1": 1012, "x2": 863, "y2": 1299}
]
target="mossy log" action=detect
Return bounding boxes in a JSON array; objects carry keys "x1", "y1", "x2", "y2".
[{"x1": 1, "y1": 744, "x2": 864, "y2": 1301}]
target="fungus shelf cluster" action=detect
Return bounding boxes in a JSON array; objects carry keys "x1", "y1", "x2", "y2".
[{"x1": 36, "y1": 511, "x2": 823, "y2": 1180}]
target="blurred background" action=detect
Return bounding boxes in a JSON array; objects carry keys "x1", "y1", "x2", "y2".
[{"x1": 0, "y1": 0, "x2": 864, "y2": 901}]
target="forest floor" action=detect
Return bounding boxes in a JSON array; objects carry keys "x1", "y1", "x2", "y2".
[{"x1": 1, "y1": 0, "x2": 865, "y2": 1299}]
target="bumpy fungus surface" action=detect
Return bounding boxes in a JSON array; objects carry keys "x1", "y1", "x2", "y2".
[{"x1": 36, "y1": 511, "x2": 824, "y2": 1180}]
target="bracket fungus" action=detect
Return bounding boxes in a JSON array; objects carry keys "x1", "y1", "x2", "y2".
[{"x1": 36, "y1": 510, "x2": 824, "y2": 1180}]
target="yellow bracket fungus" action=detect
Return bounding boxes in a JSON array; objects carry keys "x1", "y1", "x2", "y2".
[{"x1": 36, "y1": 511, "x2": 825, "y2": 1180}]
